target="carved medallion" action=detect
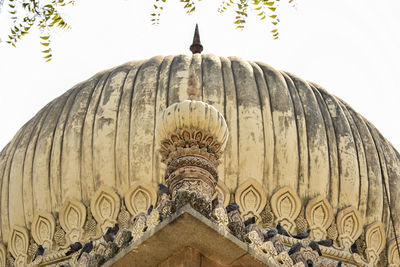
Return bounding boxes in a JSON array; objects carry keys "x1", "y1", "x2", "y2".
[
  {"x1": 235, "y1": 179, "x2": 267, "y2": 221},
  {"x1": 31, "y1": 211, "x2": 56, "y2": 249},
  {"x1": 8, "y1": 226, "x2": 29, "y2": 267},
  {"x1": 0, "y1": 243, "x2": 6, "y2": 267},
  {"x1": 388, "y1": 238, "x2": 400, "y2": 266},
  {"x1": 91, "y1": 186, "x2": 121, "y2": 233},
  {"x1": 270, "y1": 187, "x2": 301, "y2": 234},
  {"x1": 124, "y1": 182, "x2": 157, "y2": 216},
  {"x1": 336, "y1": 207, "x2": 363, "y2": 249},
  {"x1": 364, "y1": 222, "x2": 385, "y2": 265},
  {"x1": 305, "y1": 196, "x2": 334, "y2": 241},
  {"x1": 59, "y1": 199, "x2": 87, "y2": 243}
]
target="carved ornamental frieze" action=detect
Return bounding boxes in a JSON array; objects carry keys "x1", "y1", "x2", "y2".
[{"x1": 0, "y1": 181, "x2": 393, "y2": 267}]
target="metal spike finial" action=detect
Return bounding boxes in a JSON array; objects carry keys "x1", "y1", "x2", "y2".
[{"x1": 190, "y1": 24, "x2": 203, "y2": 54}]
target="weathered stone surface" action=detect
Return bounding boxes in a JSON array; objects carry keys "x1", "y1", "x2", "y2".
[
  {"x1": 0, "y1": 54, "x2": 399, "y2": 252},
  {"x1": 105, "y1": 205, "x2": 273, "y2": 267}
]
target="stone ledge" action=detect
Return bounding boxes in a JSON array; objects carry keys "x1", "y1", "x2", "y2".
[{"x1": 104, "y1": 204, "x2": 275, "y2": 267}]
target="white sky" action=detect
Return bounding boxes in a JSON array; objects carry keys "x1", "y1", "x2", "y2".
[{"x1": 0, "y1": 0, "x2": 399, "y2": 152}]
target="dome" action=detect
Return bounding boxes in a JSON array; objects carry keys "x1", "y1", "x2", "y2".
[{"x1": 0, "y1": 54, "x2": 399, "y2": 265}]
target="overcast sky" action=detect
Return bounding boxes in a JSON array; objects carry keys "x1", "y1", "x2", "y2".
[{"x1": 0, "y1": 0, "x2": 399, "y2": 152}]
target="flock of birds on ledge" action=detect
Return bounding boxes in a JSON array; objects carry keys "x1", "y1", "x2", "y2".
[
  {"x1": 226, "y1": 202, "x2": 360, "y2": 267},
  {"x1": 29, "y1": 184, "x2": 360, "y2": 267}
]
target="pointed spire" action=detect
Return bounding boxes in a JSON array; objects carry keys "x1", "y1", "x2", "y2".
[{"x1": 190, "y1": 24, "x2": 203, "y2": 54}]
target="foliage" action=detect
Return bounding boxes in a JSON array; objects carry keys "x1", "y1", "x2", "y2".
[
  {"x1": 1, "y1": 0, "x2": 294, "y2": 62},
  {"x1": 152, "y1": 0, "x2": 295, "y2": 40},
  {"x1": 3, "y1": 0, "x2": 73, "y2": 61}
]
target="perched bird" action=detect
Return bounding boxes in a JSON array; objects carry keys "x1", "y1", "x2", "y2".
[
  {"x1": 350, "y1": 241, "x2": 359, "y2": 254},
  {"x1": 158, "y1": 184, "x2": 170, "y2": 195},
  {"x1": 103, "y1": 228, "x2": 115, "y2": 243},
  {"x1": 306, "y1": 259, "x2": 314, "y2": 267},
  {"x1": 263, "y1": 228, "x2": 278, "y2": 241},
  {"x1": 337, "y1": 262, "x2": 342, "y2": 267},
  {"x1": 147, "y1": 204, "x2": 154, "y2": 215},
  {"x1": 32, "y1": 245, "x2": 44, "y2": 262},
  {"x1": 65, "y1": 242, "x2": 83, "y2": 256},
  {"x1": 317, "y1": 239, "x2": 334, "y2": 247},
  {"x1": 276, "y1": 222, "x2": 290, "y2": 237},
  {"x1": 244, "y1": 216, "x2": 256, "y2": 227},
  {"x1": 103, "y1": 223, "x2": 120, "y2": 243},
  {"x1": 309, "y1": 241, "x2": 322, "y2": 256},
  {"x1": 120, "y1": 230, "x2": 133, "y2": 248},
  {"x1": 110, "y1": 223, "x2": 119, "y2": 235},
  {"x1": 288, "y1": 242, "x2": 302, "y2": 255},
  {"x1": 77, "y1": 241, "x2": 93, "y2": 261},
  {"x1": 292, "y1": 229, "x2": 310, "y2": 239},
  {"x1": 226, "y1": 202, "x2": 240, "y2": 213}
]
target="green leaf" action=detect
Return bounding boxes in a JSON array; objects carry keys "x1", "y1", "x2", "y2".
[{"x1": 40, "y1": 36, "x2": 50, "y2": 40}]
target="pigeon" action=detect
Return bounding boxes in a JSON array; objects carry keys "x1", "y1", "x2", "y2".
[
  {"x1": 306, "y1": 259, "x2": 314, "y2": 267},
  {"x1": 317, "y1": 239, "x2": 334, "y2": 247},
  {"x1": 350, "y1": 241, "x2": 359, "y2": 254},
  {"x1": 337, "y1": 262, "x2": 342, "y2": 267},
  {"x1": 288, "y1": 242, "x2": 302, "y2": 255},
  {"x1": 158, "y1": 184, "x2": 170, "y2": 195},
  {"x1": 263, "y1": 228, "x2": 278, "y2": 241},
  {"x1": 103, "y1": 228, "x2": 115, "y2": 243},
  {"x1": 110, "y1": 223, "x2": 119, "y2": 235},
  {"x1": 292, "y1": 229, "x2": 310, "y2": 239},
  {"x1": 65, "y1": 242, "x2": 83, "y2": 256},
  {"x1": 32, "y1": 244, "x2": 44, "y2": 262},
  {"x1": 120, "y1": 230, "x2": 133, "y2": 248},
  {"x1": 103, "y1": 223, "x2": 120, "y2": 243},
  {"x1": 77, "y1": 241, "x2": 93, "y2": 261},
  {"x1": 147, "y1": 204, "x2": 154, "y2": 215},
  {"x1": 309, "y1": 241, "x2": 322, "y2": 256},
  {"x1": 276, "y1": 222, "x2": 290, "y2": 237},
  {"x1": 226, "y1": 202, "x2": 240, "y2": 213},
  {"x1": 244, "y1": 216, "x2": 256, "y2": 227}
]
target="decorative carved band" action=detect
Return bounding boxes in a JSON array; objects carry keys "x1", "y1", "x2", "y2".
[
  {"x1": 159, "y1": 130, "x2": 223, "y2": 165},
  {"x1": 0, "y1": 182, "x2": 392, "y2": 266},
  {"x1": 168, "y1": 166, "x2": 216, "y2": 202}
]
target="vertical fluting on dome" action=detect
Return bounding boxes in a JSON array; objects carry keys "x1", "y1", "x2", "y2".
[
  {"x1": 0, "y1": 54, "x2": 400, "y2": 248},
  {"x1": 155, "y1": 70, "x2": 229, "y2": 204}
]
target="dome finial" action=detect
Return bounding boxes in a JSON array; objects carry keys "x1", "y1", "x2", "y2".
[{"x1": 190, "y1": 24, "x2": 203, "y2": 54}]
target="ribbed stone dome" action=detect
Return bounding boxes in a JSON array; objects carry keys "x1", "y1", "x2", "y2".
[{"x1": 1, "y1": 54, "x2": 399, "y2": 246}]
